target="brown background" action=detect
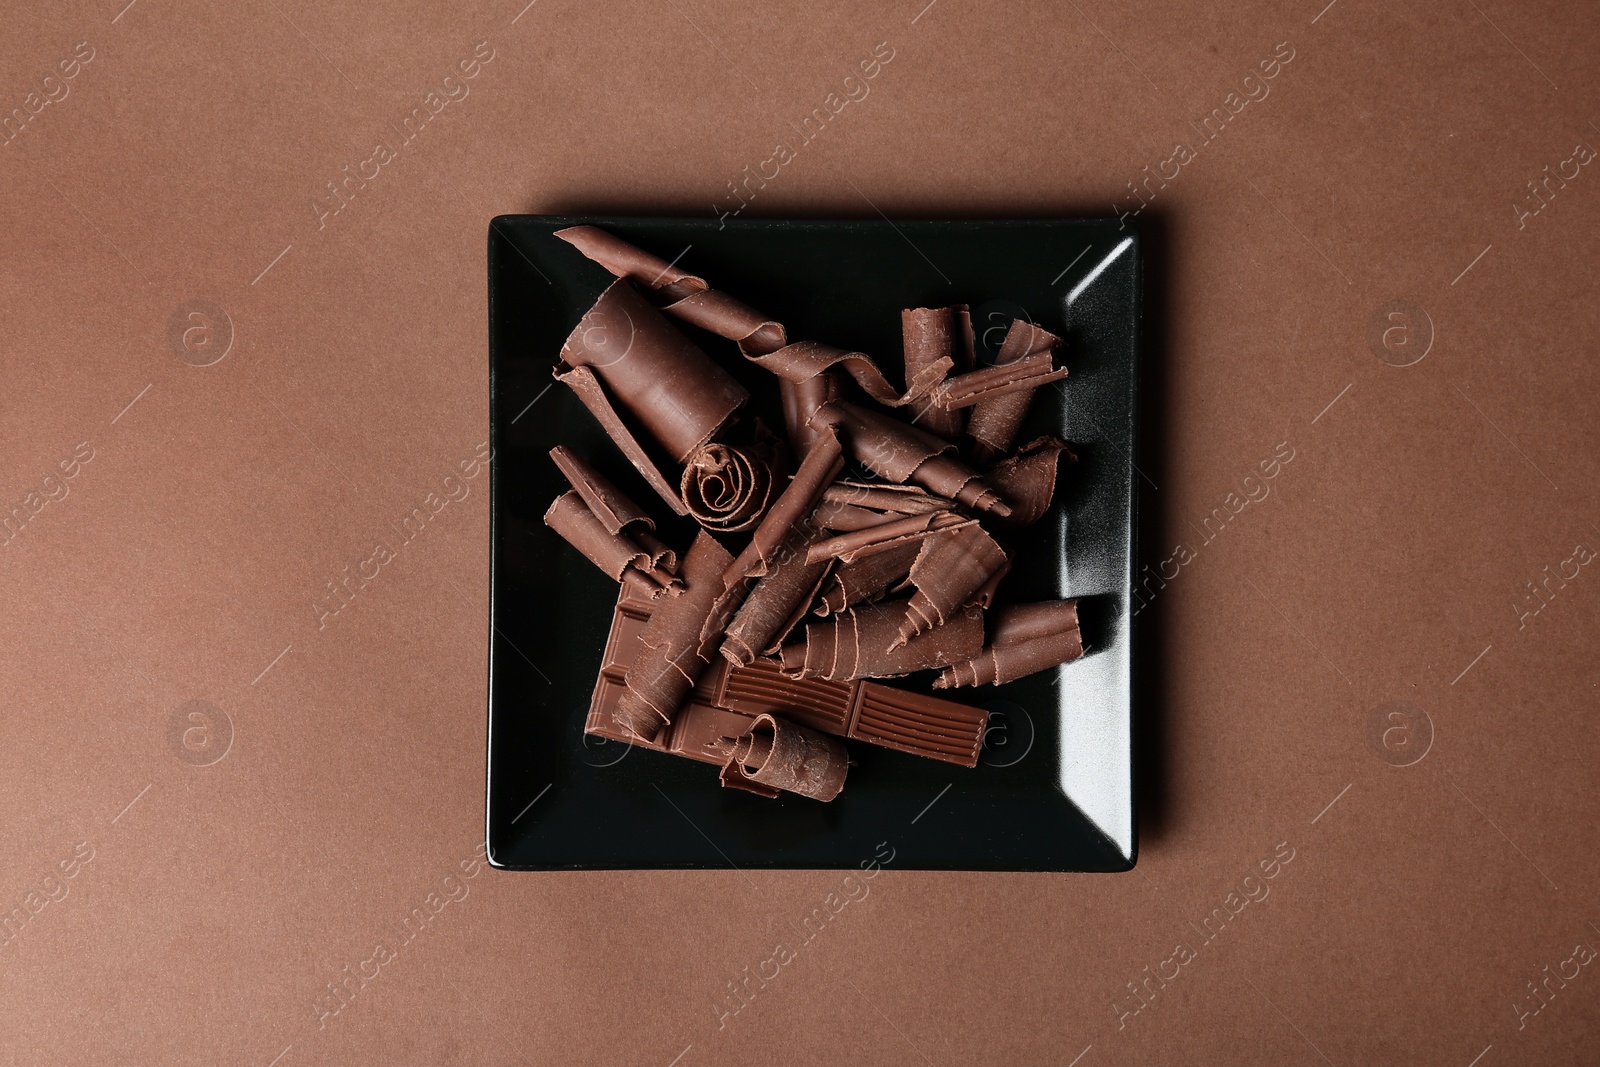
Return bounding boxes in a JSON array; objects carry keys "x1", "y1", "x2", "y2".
[{"x1": 3, "y1": 0, "x2": 1598, "y2": 1062}]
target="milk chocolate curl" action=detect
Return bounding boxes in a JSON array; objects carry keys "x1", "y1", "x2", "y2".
[
  {"x1": 558, "y1": 279, "x2": 748, "y2": 464},
  {"x1": 928, "y1": 351, "x2": 1068, "y2": 409},
  {"x1": 985, "y1": 436, "x2": 1074, "y2": 528},
  {"x1": 718, "y1": 714, "x2": 849, "y2": 801},
  {"x1": 616, "y1": 531, "x2": 735, "y2": 741},
  {"x1": 744, "y1": 339, "x2": 950, "y2": 409},
  {"x1": 555, "y1": 364, "x2": 688, "y2": 516},
  {"x1": 549, "y1": 446, "x2": 656, "y2": 536},
  {"x1": 542, "y1": 491, "x2": 680, "y2": 597},
  {"x1": 781, "y1": 603, "x2": 984, "y2": 681},
  {"x1": 721, "y1": 526, "x2": 832, "y2": 665},
  {"x1": 935, "y1": 599, "x2": 1083, "y2": 688},
  {"x1": 780, "y1": 371, "x2": 842, "y2": 458},
  {"x1": 805, "y1": 511, "x2": 972, "y2": 566},
  {"x1": 815, "y1": 542, "x2": 920, "y2": 615},
  {"x1": 555, "y1": 226, "x2": 785, "y2": 352},
  {"x1": 724, "y1": 424, "x2": 845, "y2": 585},
  {"x1": 895, "y1": 525, "x2": 1010, "y2": 647},
  {"x1": 966, "y1": 318, "x2": 1062, "y2": 463},
  {"x1": 902, "y1": 306, "x2": 975, "y2": 438},
  {"x1": 810, "y1": 401, "x2": 1010, "y2": 517},
  {"x1": 679, "y1": 443, "x2": 774, "y2": 532}
]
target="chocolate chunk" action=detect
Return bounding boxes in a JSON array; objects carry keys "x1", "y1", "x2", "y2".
[
  {"x1": 934, "y1": 600, "x2": 1083, "y2": 688},
  {"x1": 928, "y1": 351, "x2": 1068, "y2": 409},
  {"x1": 716, "y1": 713, "x2": 849, "y2": 802},
  {"x1": 679, "y1": 442, "x2": 774, "y2": 532},
  {"x1": 721, "y1": 524, "x2": 833, "y2": 665},
  {"x1": 985, "y1": 436, "x2": 1074, "y2": 528},
  {"x1": 966, "y1": 318, "x2": 1062, "y2": 463},
  {"x1": 780, "y1": 602, "x2": 985, "y2": 681},
  {"x1": 810, "y1": 401, "x2": 1011, "y2": 517},
  {"x1": 557, "y1": 279, "x2": 748, "y2": 464},
  {"x1": 815, "y1": 542, "x2": 921, "y2": 615},
  {"x1": 895, "y1": 524, "x2": 1010, "y2": 647},
  {"x1": 542, "y1": 490, "x2": 681, "y2": 597},
  {"x1": 902, "y1": 306, "x2": 975, "y2": 438},
  {"x1": 615, "y1": 531, "x2": 735, "y2": 741}
]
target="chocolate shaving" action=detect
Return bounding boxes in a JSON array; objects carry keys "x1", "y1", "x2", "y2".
[
  {"x1": 549, "y1": 446, "x2": 656, "y2": 537},
  {"x1": 542, "y1": 490, "x2": 681, "y2": 597},
  {"x1": 780, "y1": 371, "x2": 843, "y2": 458},
  {"x1": 723, "y1": 424, "x2": 845, "y2": 585},
  {"x1": 985, "y1": 436, "x2": 1074, "y2": 528},
  {"x1": 902, "y1": 306, "x2": 975, "y2": 438},
  {"x1": 716, "y1": 713, "x2": 849, "y2": 802},
  {"x1": 679, "y1": 442, "x2": 774, "y2": 532},
  {"x1": 721, "y1": 524, "x2": 833, "y2": 665},
  {"x1": 780, "y1": 602, "x2": 984, "y2": 681},
  {"x1": 895, "y1": 524, "x2": 1010, "y2": 647},
  {"x1": 554, "y1": 363, "x2": 688, "y2": 516},
  {"x1": 615, "y1": 531, "x2": 735, "y2": 741},
  {"x1": 935, "y1": 599, "x2": 1083, "y2": 688},
  {"x1": 557, "y1": 279, "x2": 748, "y2": 463},
  {"x1": 815, "y1": 541, "x2": 920, "y2": 615},
  {"x1": 928, "y1": 351, "x2": 1068, "y2": 409},
  {"x1": 810, "y1": 401, "x2": 1010, "y2": 517},
  {"x1": 805, "y1": 511, "x2": 972, "y2": 566},
  {"x1": 966, "y1": 318, "x2": 1062, "y2": 463}
]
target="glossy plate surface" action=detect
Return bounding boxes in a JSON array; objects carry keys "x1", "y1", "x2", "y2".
[{"x1": 487, "y1": 217, "x2": 1139, "y2": 870}]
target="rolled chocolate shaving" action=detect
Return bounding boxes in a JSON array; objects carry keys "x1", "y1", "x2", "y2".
[
  {"x1": 934, "y1": 599, "x2": 1083, "y2": 688},
  {"x1": 821, "y1": 481, "x2": 950, "y2": 516},
  {"x1": 557, "y1": 227, "x2": 943, "y2": 408},
  {"x1": 895, "y1": 524, "x2": 1010, "y2": 647},
  {"x1": 721, "y1": 524, "x2": 833, "y2": 665},
  {"x1": 632, "y1": 529, "x2": 679, "y2": 575},
  {"x1": 716, "y1": 713, "x2": 849, "y2": 802},
  {"x1": 810, "y1": 401, "x2": 1011, "y2": 517},
  {"x1": 928, "y1": 351, "x2": 1068, "y2": 410},
  {"x1": 902, "y1": 306, "x2": 975, "y2": 438},
  {"x1": 815, "y1": 541, "x2": 921, "y2": 616},
  {"x1": 985, "y1": 436, "x2": 1074, "y2": 528},
  {"x1": 966, "y1": 318, "x2": 1062, "y2": 463},
  {"x1": 805, "y1": 511, "x2": 972, "y2": 566},
  {"x1": 542, "y1": 490, "x2": 680, "y2": 596},
  {"x1": 554, "y1": 363, "x2": 688, "y2": 516},
  {"x1": 679, "y1": 443, "x2": 774, "y2": 532},
  {"x1": 615, "y1": 531, "x2": 735, "y2": 741},
  {"x1": 723, "y1": 424, "x2": 846, "y2": 585},
  {"x1": 558, "y1": 279, "x2": 748, "y2": 464},
  {"x1": 780, "y1": 371, "x2": 842, "y2": 458},
  {"x1": 780, "y1": 602, "x2": 984, "y2": 681},
  {"x1": 549, "y1": 446, "x2": 655, "y2": 536}
]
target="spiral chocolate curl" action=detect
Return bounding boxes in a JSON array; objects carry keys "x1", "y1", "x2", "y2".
[{"x1": 679, "y1": 443, "x2": 775, "y2": 532}]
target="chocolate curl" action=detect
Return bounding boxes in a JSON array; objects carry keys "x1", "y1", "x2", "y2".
[
  {"x1": 902, "y1": 306, "x2": 976, "y2": 438},
  {"x1": 555, "y1": 226, "x2": 786, "y2": 353},
  {"x1": 555, "y1": 364, "x2": 688, "y2": 516},
  {"x1": 806, "y1": 511, "x2": 973, "y2": 566},
  {"x1": 548, "y1": 446, "x2": 655, "y2": 535},
  {"x1": 543, "y1": 491, "x2": 681, "y2": 597},
  {"x1": 810, "y1": 401, "x2": 1011, "y2": 518},
  {"x1": 724, "y1": 424, "x2": 846, "y2": 585},
  {"x1": 895, "y1": 525, "x2": 1010, "y2": 648},
  {"x1": 716, "y1": 713, "x2": 849, "y2": 802},
  {"x1": 615, "y1": 531, "x2": 735, "y2": 741},
  {"x1": 966, "y1": 319, "x2": 1062, "y2": 463},
  {"x1": 721, "y1": 525, "x2": 833, "y2": 665},
  {"x1": 780, "y1": 371, "x2": 843, "y2": 458},
  {"x1": 935, "y1": 600, "x2": 1083, "y2": 688},
  {"x1": 985, "y1": 436, "x2": 1075, "y2": 528},
  {"x1": 679, "y1": 443, "x2": 774, "y2": 532},
  {"x1": 928, "y1": 351, "x2": 1068, "y2": 409},
  {"x1": 556, "y1": 227, "x2": 943, "y2": 409},
  {"x1": 815, "y1": 542, "x2": 921, "y2": 615},
  {"x1": 557, "y1": 279, "x2": 749, "y2": 463},
  {"x1": 780, "y1": 602, "x2": 984, "y2": 681}
]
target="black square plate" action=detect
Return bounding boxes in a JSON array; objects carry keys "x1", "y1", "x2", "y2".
[{"x1": 487, "y1": 217, "x2": 1139, "y2": 871}]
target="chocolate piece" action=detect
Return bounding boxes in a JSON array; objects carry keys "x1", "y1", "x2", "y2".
[
  {"x1": 542, "y1": 490, "x2": 681, "y2": 597},
  {"x1": 815, "y1": 542, "x2": 920, "y2": 615},
  {"x1": 821, "y1": 481, "x2": 950, "y2": 516},
  {"x1": 679, "y1": 442, "x2": 774, "y2": 532},
  {"x1": 718, "y1": 658, "x2": 989, "y2": 767},
  {"x1": 902, "y1": 306, "x2": 976, "y2": 438},
  {"x1": 928, "y1": 351, "x2": 1068, "y2": 409},
  {"x1": 558, "y1": 279, "x2": 748, "y2": 464},
  {"x1": 805, "y1": 511, "x2": 972, "y2": 566},
  {"x1": 779, "y1": 371, "x2": 843, "y2": 458},
  {"x1": 721, "y1": 524, "x2": 832, "y2": 665},
  {"x1": 780, "y1": 602, "x2": 985, "y2": 681},
  {"x1": 717, "y1": 713, "x2": 849, "y2": 802},
  {"x1": 895, "y1": 524, "x2": 1010, "y2": 647},
  {"x1": 935, "y1": 599, "x2": 1084, "y2": 688},
  {"x1": 985, "y1": 436, "x2": 1074, "y2": 528},
  {"x1": 555, "y1": 364, "x2": 689, "y2": 516},
  {"x1": 549, "y1": 446, "x2": 656, "y2": 537},
  {"x1": 966, "y1": 318, "x2": 1062, "y2": 463},
  {"x1": 724, "y1": 424, "x2": 845, "y2": 585},
  {"x1": 810, "y1": 401, "x2": 1011, "y2": 517},
  {"x1": 615, "y1": 531, "x2": 735, "y2": 741}
]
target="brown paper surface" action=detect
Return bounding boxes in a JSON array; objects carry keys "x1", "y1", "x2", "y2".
[{"x1": 3, "y1": 5, "x2": 1598, "y2": 1065}]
